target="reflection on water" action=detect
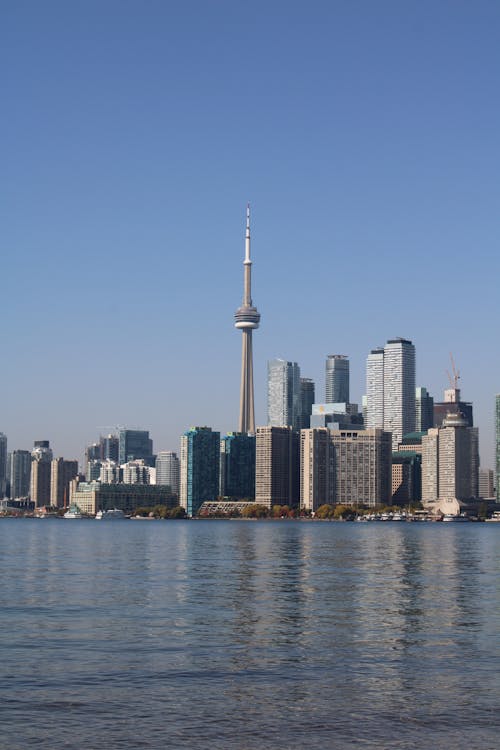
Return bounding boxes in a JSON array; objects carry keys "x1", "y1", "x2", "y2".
[{"x1": 1, "y1": 520, "x2": 499, "y2": 749}]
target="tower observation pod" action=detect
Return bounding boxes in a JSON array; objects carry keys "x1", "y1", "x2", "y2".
[{"x1": 234, "y1": 205, "x2": 260, "y2": 434}]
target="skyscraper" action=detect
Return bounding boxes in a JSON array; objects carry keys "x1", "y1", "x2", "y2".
[
  {"x1": 30, "y1": 440, "x2": 53, "y2": 507},
  {"x1": 9, "y1": 450, "x2": 31, "y2": 499},
  {"x1": 366, "y1": 339, "x2": 416, "y2": 450},
  {"x1": 156, "y1": 451, "x2": 180, "y2": 499},
  {"x1": 234, "y1": 205, "x2": 260, "y2": 434},
  {"x1": 50, "y1": 458, "x2": 79, "y2": 508},
  {"x1": 415, "y1": 387, "x2": 434, "y2": 431},
  {"x1": 180, "y1": 427, "x2": 220, "y2": 516},
  {"x1": 255, "y1": 426, "x2": 299, "y2": 508},
  {"x1": 267, "y1": 358, "x2": 301, "y2": 431},
  {"x1": 496, "y1": 395, "x2": 500, "y2": 502},
  {"x1": 325, "y1": 355, "x2": 349, "y2": 403},
  {"x1": 118, "y1": 429, "x2": 154, "y2": 466},
  {"x1": 299, "y1": 378, "x2": 315, "y2": 430}
]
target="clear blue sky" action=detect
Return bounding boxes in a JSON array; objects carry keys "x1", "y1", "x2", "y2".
[{"x1": 2, "y1": 0, "x2": 499, "y2": 467}]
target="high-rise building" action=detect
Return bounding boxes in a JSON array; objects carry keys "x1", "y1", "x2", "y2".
[
  {"x1": 102, "y1": 434, "x2": 119, "y2": 462},
  {"x1": 267, "y1": 359, "x2": 301, "y2": 431},
  {"x1": 180, "y1": 427, "x2": 220, "y2": 516},
  {"x1": 310, "y1": 402, "x2": 363, "y2": 431},
  {"x1": 234, "y1": 205, "x2": 260, "y2": 434},
  {"x1": 392, "y1": 452, "x2": 421, "y2": 504},
  {"x1": 366, "y1": 348, "x2": 384, "y2": 429},
  {"x1": 255, "y1": 426, "x2": 299, "y2": 508},
  {"x1": 8, "y1": 449, "x2": 31, "y2": 499},
  {"x1": 497, "y1": 395, "x2": 500, "y2": 503},
  {"x1": 299, "y1": 378, "x2": 315, "y2": 430},
  {"x1": 433, "y1": 386, "x2": 473, "y2": 428},
  {"x1": 415, "y1": 387, "x2": 434, "y2": 432},
  {"x1": 50, "y1": 458, "x2": 79, "y2": 508},
  {"x1": 325, "y1": 355, "x2": 349, "y2": 403},
  {"x1": 30, "y1": 441, "x2": 53, "y2": 507},
  {"x1": 0, "y1": 433, "x2": 7, "y2": 497},
  {"x1": 300, "y1": 428, "x2": 392, "y2": 511},
  {"x1": 422, "y1": 413, "x2": 479, "y2": 513},
  {"x1": 366, "y1": 339, "x2": 416, "y2": 449},
  {"x1": 220, "y1": 433, "x2": 255, "y2": 499},
  {"x1": 85, "y1": 442, "x2": 101, "y2": 463},
  {"x1": 99, "y1": 460, "x2": 120, "y2": 484},
  {"x1": 155, "y1": 451, "x2": 180, "y2": 499},
  {"x1": 121, "y1": 460, "x2": 153, "y2": 485},
  {"x1": 86, "y1": 460, "x2": 102, "y2": 482},
  {"x1": 118, "y1": 429, "x2": 154, "y2": 466},
  {"x1": 479, "y1": 468, "x2": 495, "y2": 500}
]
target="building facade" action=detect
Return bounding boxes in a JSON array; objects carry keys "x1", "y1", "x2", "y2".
[
  {"x1": 8, "y1": 449, "x2": 31, "y2": 499},
  {"x1": 299, "y1": 378, "x2": 315, "y2": 430},
  {"x1": 255, "y1": 426, "x2": 299, "y2": 508},
  {"x1": 325, "y1": 355, "x2": 349, "y2": 404},
  {"x1": 155, "y1": 451, "x2": 180, "y2": 499},
  {"x1": 415, "y1": 387, "x2": 434, "y2": 432},
  {"x1": 0, "y1": 433, "x2": 7, "y2": 497},
  {"x1": 118, "y1": 429, "x2": 154, "y2": 466},
  {"x1": 267, "y1": 359, "x2": 301, "y2": 431},
  {"x1": 219, "y1": 433, "x2": 255, "y2": 499},
  {"x1": 497, "y1": 394, "x2": 500, "y2": 502},
  {"x1": 180, "y1": 427, "x2": 220, "y2": 516},
  {"x1": 30, "y1": 441, "x2": 53, "y2": 507},
  {"x1": 50, "y1": 458, "x2": 79, "y2": 508},
  {"x1": 366, "y1": 348, "x2": 384, "y2": 429}
]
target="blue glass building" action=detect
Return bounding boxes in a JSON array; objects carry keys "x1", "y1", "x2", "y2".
[{"x1": 180, "y1": 427, "x2": 220, "y2": 516}]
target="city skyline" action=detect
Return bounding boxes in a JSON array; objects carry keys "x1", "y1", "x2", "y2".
[{"x1": 2, "y1": 2, "x2": 499, "y2": 466}]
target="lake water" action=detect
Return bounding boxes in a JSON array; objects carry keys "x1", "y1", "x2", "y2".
[{"x1": 1, "y1": 519, "x2": 499, "y2": 749}]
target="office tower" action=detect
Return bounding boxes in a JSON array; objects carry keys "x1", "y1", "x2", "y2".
[
  {"x1": 267, "y1": 359, "x2": 301, "y2": 431},
  {"x1": 479, "y1": 468, "x2": 495, "y2": 499},
  {"x1": 9, "y1": 449, "x2": 31, "y2": 499},
  {"x1": 99, "y1": 460, "x2": 120, "y2": 484},
  {"x1": 156, "y1": 451, "x2": 180, "y2": 498},
  {"x1": 118, "y1": 429, "x2": 154, "y2": 466},
  {"x1": 50, "y1": 458, "x2": 79, "y2": 508},
  {"x1": 85, "y1": 442, "x2": 101, "y2": 463},
  {"x1": 300, "y1": 428, "x2": 391, "y2": 511},
  {"x1": 299, "y1": 378, "x2": 315, "y2": 430},
  {"x1": 497, "y1": 395, "x2": 500, "y2": 502},
  {"x1": 392, "y1": 452, "x2": 421, "y2": 504},
  {"x1": 422, "y1": 414, "x2": 479, "y2": 512},
  {"x1": 180, "y1": 427, "x2": 220, "y2": 516},
  {"x1": 86, "y1": 460, "x2": 102, "y2": 482},
  {"x1": 234, "y1": 205, "x2": 260, "y2": 434},
  {"x1": 366, "y1": 348, "x2": 384, "y2": 428},
  {"x1": 255, "y1": 426, "x2": 299, "y2": 508},
  {"x1": 30, "y1": 440, "x2": 53, "y2": 507},
  {"x1": 415, "y1": 387, "x2": 434, "y2": 431},
  {"x1": 220, "y1": 433, "x2": 255, "y2": 499},
  {"x1": 310, "y1": 402, "x2": 363, "y2": 431},
  {"x1": 325, "y1": 355, "x2": 349, "y2": 403},
  {"x1": 0, "y1": 433, "x2": 7, "y2": 497},
  {"x1": 102, "y1": 434, "x2": 119, "y2": 462}
]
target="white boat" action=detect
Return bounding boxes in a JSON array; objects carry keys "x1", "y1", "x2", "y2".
[
  {"x1": 95, "y1": 508, "x2": 125, "y2": 520},
  {"x1": 485, "y1": 511, "x2": 500, "y2": 522},
  {"x1": 64, "y1": 504, "x2": 82, "y2": 519},
  {"x1": 442, "y1": 513, "x2": 469, "y2": 522}
]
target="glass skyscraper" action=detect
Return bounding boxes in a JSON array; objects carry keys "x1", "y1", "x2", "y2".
[
  {"x1": 325, "y1": 355, "x2": 349, "y2": 404},
  {"x1": 180, "y1": 427, "x2": 220, "y2": 517},
  {"x1": 267, "y1": 359, "x2": 301, "y2": 431},
  {"x1": 118, "y1": 429, "x2": 154, "y2": 466},
  {"x1": 496, "y1": 395, "x2": 500, "y2": 502},
  {"x1": 220, "y1": 432, "x2": 255, "y2": 500}
]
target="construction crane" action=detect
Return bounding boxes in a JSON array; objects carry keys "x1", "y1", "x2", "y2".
[{"x1": 446, "y1": 353, "x2": 460, "y2": 390}]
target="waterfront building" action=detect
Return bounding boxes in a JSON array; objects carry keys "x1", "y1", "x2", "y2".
[
  {"x1": 155, "y1": 451, "x2": 180, "y2": 499},
  {"x1": 325, "y1": 355, "x2": 349, "y2": 404},
  {"x1": 255, "y1": 426, "x2": 299, "y2": 508},
  {"x1": 299, "y1": 378, "x2": 315, "y2": 430},
  {"x1": 180, "y1": 427, "x2": 220, "y2": 517},
  {"x1": 300, "y1": 428, "x2": 392, "y2": 511},
  {"x1": 267, "y1": 358, "x2": 301, "y2": 431},
  {"x1": 234, "y1": 205, "x2": 260, "y2": 434},
  {"x1": 479, "y1": 468, "x2": 495, "y2": 499},
  {"x1": 415, "y1": 387, "x2": 434, "y2": 432},
  {"x1": 118, "y1": 429, "x2": 154, "y2": 466},
  {"x1": 30, "y1": 441, "x2": 53, "y2": 507},
  {"x1": 0, "y1": 433, "x2": 7, "y2": 497},
  {"x1": 219, "y1": 432, "x2": 255, "y2": 499},
  {"x1": 8, "y1": 449, "x2": 31, "y2": 499},
  {"x1": 69, "y1": 480, "x2": 177, "y2": 516},
  {"x1": 421, "y1": 413, "x2": 479, "y2": 513},
  {"x1": 50, "y1": 458, "x2": 79, "y2": 508},
  {"x1": 392, "y1": 452, "x2": 421, "y2": 504}
]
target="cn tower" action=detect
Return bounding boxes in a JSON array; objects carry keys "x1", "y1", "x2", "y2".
[{"x1": 234, "y1": 205, "x2": 260, "y2": 433}]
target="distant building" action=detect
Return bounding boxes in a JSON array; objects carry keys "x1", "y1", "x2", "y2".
[
  {"x1": 121, "y1": 459, "x2": 153, "y2": 485},
  {"x1": 220, "y1": 433, "x2": 255, "y2": 499},
  {"x1": 422, "y1": 413, "x2": 479, "y2": 514},
  {"x1": 85, "y1": 443, "x2": 101, "y2": 463},
  {"x1": 86, "y1": 460, "x2": 102, "y2": 482},
  {"x1": 0, "y1": 433, "x2": 7, "y2": 497},
  {"x1": 30, "y1": 441, "x2": 53, "y2": 507},
  {"x1": 70, "y1": 481, "x2": 177, "y2": 516},
  {"x1": 300, "y1": 428, "x2": 392, "y2": 511},
  {"x1": 497, "y1": 395, "x2": 500, "y2": 503},
  {"x1": 415, "y1": 387, "x2": 434, "y2": 432},
  {"x1": 101, "y1": 434, "x2": 119, "y2": 462},
  {"x1": 99, "y1": 460, "x2": 120, "y2": 484},
  {"x1": 118, "y1": 429, "x2": 154, "y2": 466},
  {"x1": 365, "y1": 348, "x2": 384, "y2": 429},
  {"x1": 310, "y1": 402, "x2": 363, "y2": 431},
  {"x1": 433, "y1": 386, "x2": 473, "y2": 428},
  {"x1": 50, "y1": 458, "x2": 79, "y2": 508},
  {"x1": 392, "y1": 452, "x2": 421, "y2": 504},
  {"x1": 479, "y1": 468, "x2": 495, "y2": 500},
  {"x1": 299, "y1": 378, "x2": 315, "y2": 430},
  {"x1": 155, "y1": 451, "x2": 180, "y2": 499},
  {"x1": 255, "y1": 426, "x2": 299, "y2": 509},
  {"x1": 267, "y1": 359, "x2": 301, "y2": 431},
  {"x1": 8, "y1": 449, "x2": 31, "y2": 499},
  {"x1": 180, "y1": 427, "x2": 220, "y2": 516},
  {"x1": 325, "y1": 355, "x2": 349, "y2": 403}
]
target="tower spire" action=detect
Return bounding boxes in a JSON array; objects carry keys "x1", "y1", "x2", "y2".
[{"x1": 234, "y1": 205, "x2": 260, "y2": 434}]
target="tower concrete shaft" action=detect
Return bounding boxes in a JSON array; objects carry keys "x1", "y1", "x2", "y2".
[{"x1": 234, "y1": 206, "x2": 260, "y2": 434}]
